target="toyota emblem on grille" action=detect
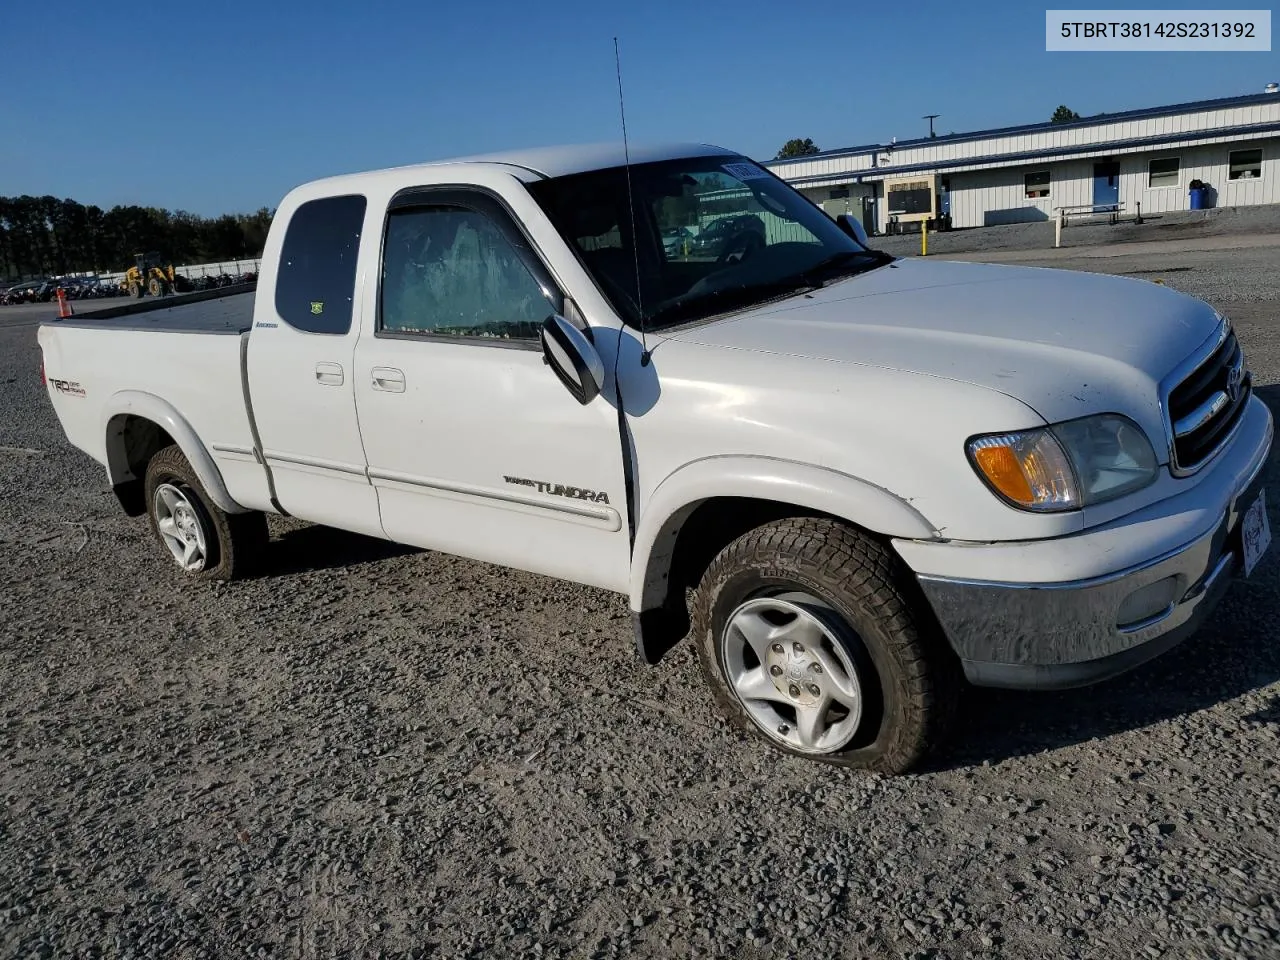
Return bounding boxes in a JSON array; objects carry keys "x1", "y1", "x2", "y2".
[{"x1": 1226, "y1": 361, "x2": 1245, "y2": 403}]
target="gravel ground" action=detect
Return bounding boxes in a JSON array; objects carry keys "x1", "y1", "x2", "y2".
[{"x1": 2, "y1": 237, "x2": 1279, "y2": 960}]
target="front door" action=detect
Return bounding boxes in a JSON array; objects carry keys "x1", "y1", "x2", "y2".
[
  {"x1": 1093, "y1": 162, "x2": 1120, "y2": 208},
  {"x1": 353, "y1": 189, "x2": 631, "y2": 592},
  {"x1": 246, "y1": 193, "x2": 383, "y2": 537}
]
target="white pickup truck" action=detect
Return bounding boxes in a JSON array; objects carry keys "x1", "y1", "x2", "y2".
[{"x1": 39, "y1": 143, "x2": 1273, "y2": 774}]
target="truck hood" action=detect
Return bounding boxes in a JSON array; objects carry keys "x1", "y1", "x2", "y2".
[{"x1": 664, "y1": 257, "x2": 1221, "y2": 452}]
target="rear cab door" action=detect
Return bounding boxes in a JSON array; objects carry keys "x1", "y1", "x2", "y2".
[
  {"x1": 351, "y1": 166, "x2": 634, "y2": 592},
  {"x1": 246, "y1": 191, "x2": 384, "y2": 537}
]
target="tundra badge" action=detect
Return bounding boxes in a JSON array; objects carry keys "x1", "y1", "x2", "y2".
[{"x1": 504, "y1": 475, "x2": 611, "y2": 505}]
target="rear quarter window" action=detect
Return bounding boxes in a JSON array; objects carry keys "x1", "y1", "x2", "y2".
[{"x1": 275, "y1": 194, "x2": 367, "y2": 334}]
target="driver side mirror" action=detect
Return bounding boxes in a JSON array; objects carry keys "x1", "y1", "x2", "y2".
[
  {"x1": 540, "y1": 314, "x2": 605, "y2": 405},
  {"x1": 836, "y1": 213, "x2": 871, "y2": 249}
]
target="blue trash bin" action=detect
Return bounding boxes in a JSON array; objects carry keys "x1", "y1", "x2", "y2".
[{"x1": 1189, "y1": 187, "x2": 1204, "y2": 210}]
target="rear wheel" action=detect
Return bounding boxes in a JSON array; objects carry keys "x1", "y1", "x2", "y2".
[
  {"x1": 143, "y1": 445, "x2": 266, "y2": 580},
  {"x1": 691, "y1": 517, "x2": 959, "y2": 775}
]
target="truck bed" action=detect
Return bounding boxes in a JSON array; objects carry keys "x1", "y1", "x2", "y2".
[
  {"x1": 46, "y1": 285, "x2": 256, "y2": 335},
  {"x1": 38, "y1": 281, "x2": 272, "y2": 516}
]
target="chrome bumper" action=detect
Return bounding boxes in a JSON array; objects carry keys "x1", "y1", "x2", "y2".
[{"x1": 916, "y1": 425, "x2": 1271, "y2": 691}]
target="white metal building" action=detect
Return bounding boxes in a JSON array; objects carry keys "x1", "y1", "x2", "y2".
[{"x1": 766, "y1": 89, "x2": 1280, "y2": 234}]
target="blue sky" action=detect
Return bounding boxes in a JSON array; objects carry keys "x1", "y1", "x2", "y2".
[{"x1": 2, "y1": 0, "x2": 1274, "y2": 215}]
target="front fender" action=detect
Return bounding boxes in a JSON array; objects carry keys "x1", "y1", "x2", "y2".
[
  {"x1": 629, "y1": 454, "x2": 940, "y2": 614},
  {"x1": 102, "y1": 390, "x2": 248, "y2": 514}
]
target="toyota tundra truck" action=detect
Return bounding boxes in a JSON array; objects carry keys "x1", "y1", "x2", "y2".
[{"x1": 38, "y1": 143, "x2": 1273, "y2": 774}]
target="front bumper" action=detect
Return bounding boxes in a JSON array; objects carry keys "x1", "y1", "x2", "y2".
[{"x1": 899, "y1": 395, "x2": 1273, "y2": 690}]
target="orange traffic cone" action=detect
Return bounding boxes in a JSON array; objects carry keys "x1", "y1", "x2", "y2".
[{"x1": 56, "y1": 288, "x2": 74, "y2": 318}]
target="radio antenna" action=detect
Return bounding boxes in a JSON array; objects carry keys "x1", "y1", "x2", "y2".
[{"x1": 614, "y1": 37, "x2": 650, "y2": 366}]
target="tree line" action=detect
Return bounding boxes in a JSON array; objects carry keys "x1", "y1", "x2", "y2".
[{"x1": 0, "y1": 197, "x2": 275, "y2": 281}]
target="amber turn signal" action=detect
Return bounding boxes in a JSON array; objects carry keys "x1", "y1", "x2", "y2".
[
  {"x1": 967, "y1": 428, "x2": 1078, "y2": 512},
  {"x1": 972, "y1": 445, "x2": 1035, "y2": 505}
]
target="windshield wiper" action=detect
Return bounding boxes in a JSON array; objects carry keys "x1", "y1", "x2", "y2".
[
  {"x1": 645, "y1": 249, "x2": 894, "y2": 328},
  {"x1": 793, "y1": 249, "x2": 893, "y2": 287},
  {"x1": 646, "y1": 277, "x2": 821, "y2": 328}
]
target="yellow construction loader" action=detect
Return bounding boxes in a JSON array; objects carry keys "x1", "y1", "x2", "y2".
[{"x1": 122, "y1": 252, "x2": 178, "y2": 298}]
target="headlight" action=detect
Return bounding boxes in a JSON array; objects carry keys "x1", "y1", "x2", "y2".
[{"x1": 968, "y1": 414, "x2": 1158, "y2": 512}]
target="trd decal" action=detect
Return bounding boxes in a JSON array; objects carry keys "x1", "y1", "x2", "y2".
[
  {"x1": 504, "y1": 475, "x2": 611, "y2": 505},
  {"x1": 49, "y1": 378, "x2": 86, "y2": 398}
]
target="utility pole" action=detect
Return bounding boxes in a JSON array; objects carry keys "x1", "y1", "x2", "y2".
[{"x1": 923, "y1": 114, "x2": 940, "y2": 138}]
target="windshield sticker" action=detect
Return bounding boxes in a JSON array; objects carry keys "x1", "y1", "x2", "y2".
[
  {"x1": 310, "y1": 301, "x2": 325, "y2": 315},
  {"x1": 722, "y1": 162, "x2": 769, "y2": 181}
]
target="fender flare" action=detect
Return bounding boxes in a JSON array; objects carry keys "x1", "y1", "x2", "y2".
[
  {"x1": 629, "y1": 455, "x2": 939, "y2": 614},
  {"x1": 102, "y1": 390, "x2": 248, "y2": 515}
]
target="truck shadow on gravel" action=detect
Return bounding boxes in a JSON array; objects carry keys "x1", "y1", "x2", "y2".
[
  {"x1": 1244, "y1": 694, "x2": 1280, "y2": 726},
  {"x1": 255, "y1": 523, "x2": 415, "y2": 576},
  {"x1": 935, "y1": 383, "x2": 1280, "y2": 771}
]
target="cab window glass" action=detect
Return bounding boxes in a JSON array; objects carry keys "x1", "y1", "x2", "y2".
[
  {"x1": 381, "y1": 206, "x2": 555, "y2": 341},
  {"x1": 275, "y1": 194, "x2": 366, "y2": 334}
]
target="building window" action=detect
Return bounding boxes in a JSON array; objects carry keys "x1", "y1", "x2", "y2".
[
  {"x1": 828, "y1": 187, "x2": 850, "y2": 200},
  {"x1": 1148, "y1": 157, "x2": 1180, "y2": 188},
  {"x1": 1229, "y1": 149, "x2": 1262, "y2": 181},
  {"x1": 1024, "y1": 170, "x2": 1051, "y2": 199},
  {"x1": 275, "y1": 195, "x2": 367, "y2": 335}
]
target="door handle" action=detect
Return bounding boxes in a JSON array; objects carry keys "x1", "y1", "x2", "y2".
[
  {"x1": 315, "y1": 362, "x2": 344, "y2": 387},
  {"x1": 371, "y1": 367, "x2": 406, "y2": 393}
]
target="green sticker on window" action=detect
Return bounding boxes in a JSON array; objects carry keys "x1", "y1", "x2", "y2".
[{"x1": 310, "y1": 301, "x2": 324, "y2": 315}]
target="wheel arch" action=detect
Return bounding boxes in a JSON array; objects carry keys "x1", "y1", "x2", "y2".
[
  {"x1": 102, "y1": 391, "x2": 247, "y2": 515},
  {"x1": 629, "y1": 456, "x2": 940, "y2": 664}
]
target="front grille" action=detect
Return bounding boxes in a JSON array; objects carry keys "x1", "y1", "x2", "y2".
[{"x1": 1166, "y1": 327, "x2": 1250, "y2": 474}]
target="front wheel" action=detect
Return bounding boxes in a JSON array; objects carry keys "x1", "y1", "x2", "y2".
[
  {"x1": 691, "y1": 517, "x2": 959, "y2": 774},
  {"x1": 144, "y1": 445, "x2": 266, "y2": 580}
]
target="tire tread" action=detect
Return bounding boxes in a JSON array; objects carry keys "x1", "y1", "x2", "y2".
[
  {"x1": 690, "y1": 517, "x2": 959, "y2": 774},
  {"x1": 144, "y1": 445, "x2": 267, "y2": 581}
]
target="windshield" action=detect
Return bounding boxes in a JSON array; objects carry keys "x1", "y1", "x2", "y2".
[{"x1": 527, "y1": 155, "x2": 890, "y2": 329}]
